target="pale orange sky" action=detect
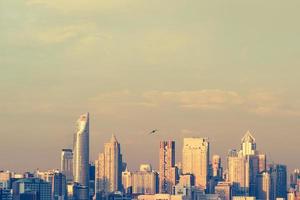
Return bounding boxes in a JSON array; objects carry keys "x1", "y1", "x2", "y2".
[{"x1": 0, "y1": 0, "x2": 300, "y2": 173}]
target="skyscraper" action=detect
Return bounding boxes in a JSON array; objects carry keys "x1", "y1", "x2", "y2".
[
  {"x1": 61, "y1": 149, "x2": 73, "y2": 183},
  {"x1": 159, "y1": 141, "x2": 177, "y2": 194},
  {"x1": 182, "y1": 138, "x2": 209, "y2": 190},
  {"x1": 256, "y1": 171, "x2": 270, "y2": 200},
  {"x1": 131, "y1": 164, "x2": 158, "y2": 195},
  {"x1": 73, "y1": 113, "x2": 90, "y2": 188},
  {"x1": 212, "y1": 155, "x2": 223, "y2": 179},
  {"x1": 52, "y1": 171, "x2": 68, "y2": 200},
  {"x1": 95, "y1": 135, "x2": 123, "y2": 195},
  {"x1": 241, "y1": 131, "x2": 256, "y2": 156},
  {"x1": 227, "y1": 131, "x2": 261, "y2": 197},
  {"x1": 269, "y1": 164, "x2": 287, "y2": 200}
]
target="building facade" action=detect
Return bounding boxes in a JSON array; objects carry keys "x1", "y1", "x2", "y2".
[
  {"x1": 182, "y1": 138, "x2": 209, "y2": 190},
  {"x1": 159, "y1": 141, "x2": 177, "y2": 194},
  {"x1": 95, "y1": 135, "x2": 123, "y2": 195},
  {"x1": 73, "y1": 113, "x2": 90, "y2": 189}
]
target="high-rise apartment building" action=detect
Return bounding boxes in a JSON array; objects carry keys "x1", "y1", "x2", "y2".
[
  {"x1": 159, "y1": 141, "x2": 177, "y2": 194},
  {"x1": 95, "y1": 135, "x2": 123, "y2": 195},
  {"x1": 182, "y1": 138, "x2": 209, "y2": 190},
  {"x1": 61, "y1": 149, "x2": 73, "y2": 183},
  {"x1": 73, "y1": 113, "x2": 90, "y2": 189}
]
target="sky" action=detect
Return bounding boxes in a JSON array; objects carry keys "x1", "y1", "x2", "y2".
[{"x1": 0, "y1": 0, "x2": 300, "y2": 173}]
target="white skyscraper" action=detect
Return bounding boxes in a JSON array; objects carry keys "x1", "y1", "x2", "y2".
[
  {"x1": 61, "y1": 149, "x2": 73, "y2": 183},
  {"x1": 73, "y1": 113, "x2": 90, "y2": 188},
  {"x1": 182, "y1": 137, "x2": 209, "y2": 190}
]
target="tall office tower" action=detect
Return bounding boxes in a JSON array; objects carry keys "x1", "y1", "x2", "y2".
[
  {"x1": 95, "y1": 135, "x2": 123, "y2": 195},
  {"x1": 122, "y1": 168, "x2": 132, "y2": 194},
  {"x1": 131, "y1": 164, "x2": 158, "y2": 195},
  {"x1": 258, "y1": 154, "x2": 267, "y2": 173},
  {"x1": 73, "y1": 113, "x2": 90, "y2": 189},
  {"x1": 52, "y1": 171, "x2": 68, "y2": 200},
  {"x1": 212, "y1": 155, "x2": 223, "y2": 179},
  {"x1": 215, "y1": 182, "x2": 232, "y2": 200},
  {"x1": 182, "y1": 138, "x2": 209, "y2": 190},
  {"x1": 241, "y1": 131, "x2": 256, "y2": 156},
  {"x1": 159, "y1": 141, "x2": 177, "y2": 194},
  {"x1": 256, "y1": 171, "x2": 270, "y2": 200},
  {"x1": 12, "y1": 178, "x2": 52, "y2": 200},
  {"x1": 290, "y1": 169, "x2": 300, "y2": 189},
  {"x1": 61, "y1": 149, "x2": 73, "y2": 183},
  {"x1": 227, "y1": 149, "x2": 248, "y2": 195},
  {"x1": 269, "y1": 164, "x2": 287, "y2": 200}
]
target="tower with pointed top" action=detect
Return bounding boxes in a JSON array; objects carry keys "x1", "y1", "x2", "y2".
[
  {"x1": 241, "y1": 131, "x2": 256, "y2": 156},
  {"x1": 95, "y1": 135, "x2": 123, "y2": 196},
  {"x1": 73, "y1": 113, "x2": 90, "y2": 188}
]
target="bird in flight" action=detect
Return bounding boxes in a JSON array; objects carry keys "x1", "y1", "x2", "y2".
[{"x1": 149, "y1": 129, "x2": 158, "y2": 135}]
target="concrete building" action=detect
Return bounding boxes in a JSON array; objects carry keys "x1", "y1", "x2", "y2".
[
  {"x1": 95, "y1": 135, "x2": 123, "y2": 195},
  {"x1": 212, "y1": 155, "x2": 222, "y2": 180},
  {"x1": 131, "y1": 165, "x2": 158, "y2": 195},
  {"x1": 182, "y1": 138, "x2": 209, "y2": 190},
  {"x1": 159, "y1": 141, "x2": 177, "y2": 194},
  {"x1": 214, "y1": 182, "x2": 231, "y2": 200}
]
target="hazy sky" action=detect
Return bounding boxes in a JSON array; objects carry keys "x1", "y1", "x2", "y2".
[{"x1": 1, "y1": 0, "x2": 300, "y2": 173}]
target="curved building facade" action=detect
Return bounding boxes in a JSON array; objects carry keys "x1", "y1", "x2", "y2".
[{"x1": 73, "y1": 113, "x2": 90, "y2": 188}]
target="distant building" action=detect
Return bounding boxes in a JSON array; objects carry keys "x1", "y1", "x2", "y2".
[
  {"x1": 89, "y1": 163, "x2": 96, "y2": 199},
  {"x1": 51, "y1": 172, "x2": 67, "y2": 200},
  {"x1": 212, "y1": 155, "x2": 223, "y2": 180},
  {"x1": 61, "y1": 149, "x2": 73, "y2": 183},
  {"x1": 215, "y1": 182, "x2": 231, "y2": 200},
  {"x1": 256, "y1": 171, "x2": 270, "y2": 200},
  {"x1": 121, "y1": 169, "x2": 132, "y2": 194},
  {"x1": 131, "y1": 165, "x2": 158, "y2": 195},
  {"x1": 12, "y1": 178, "x2": 51, "y2": 200},
  {"x1": 182, "y1": 138, "x2": 209, "y2": 190},
  {"x1": 227, "y1": 131, "x2": 260, "y2": 196},
  {"x1": 95, "y1": 135, "x2": 123, "y2": 196},
  {"x1": 73, "y1": 183, "x2": 89, "y2": 200},
  {"x1": 73, "y1": 113, "x2": 90, "y2": 194},
  {"x1": 0, "y1": 189, "x2": 13, "y2": 200},
  {"x1": 269, "y1": 164, "x2": 287, "y2": 200},
  {"x1": 232, "y1": 197, "x2": 256, "y2": 200},
  {"x1": 159, "y1": 141, "x2": 177, "y2": 194}
]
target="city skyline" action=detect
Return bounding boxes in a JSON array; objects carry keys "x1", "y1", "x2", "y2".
[{"x1": 0, "y1": 112, "x2": 294, "y2": 175}]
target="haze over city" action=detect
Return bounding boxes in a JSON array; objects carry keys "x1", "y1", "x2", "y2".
[{"x1": 1, "y1": 0, "x2": 300, "y2": 175}]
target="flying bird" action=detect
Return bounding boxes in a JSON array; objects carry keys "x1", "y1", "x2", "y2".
[{"x1": 149, "y1": 129, "x2": 158, "y2": 135}]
